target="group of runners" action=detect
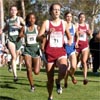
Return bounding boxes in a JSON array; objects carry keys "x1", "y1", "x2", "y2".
[{"x1": 0, "y1": 2, "x2": 95, "y2": 100}]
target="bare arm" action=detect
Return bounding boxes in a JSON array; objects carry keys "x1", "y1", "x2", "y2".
[
  {"x1": 37, "y1": 20, "x2": 47, "y2": 42},
  {"x1": 65, "y1": 22, "x2": 72, "y2": 45},
  {"x1": 19, "y1": 26, "x2": 25, "y2": 38},
  {"x1": 3, "y1": 24, "x2": 9, "y2": 32},
  {"x1": 75, "y1": 25, "x2": 79, "y2": 48},
  {"x1": 19, "y1": 17, "x2": 25, "y2": 27},
  {"x1": 14, "y1": 17, "x2": 25, "y2": 29},
  {"x1": 86, "y1": 24, "x2": 92, "y2": 36},
  {"x1": 17, "y1": 26, "x2": 25, "y2": 42},
  {"x1": 37, "y1": 26, "x2": 40, "y2": 33}
]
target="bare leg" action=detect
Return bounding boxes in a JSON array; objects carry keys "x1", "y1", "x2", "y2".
[
  {"x1": 8, "y1": 41, "x2": 17, "y2": 81},
  {"x1": 46, "y1": 63, "x2": 54, "y2": 99},
  {"x1": 81, "y1": 49, "x2": 89, "y2": 85},
  {"x1": 24, "y1": 55, "x2": 34, "y2": 89},
  {"x1": 69, "y1": 53, "x2": 77, "y2": 84},
  {"x1": 32, "y1": 56, "x2": 41, "y2": 75},
  {"x1": 56, "y1": 58, "x2": 68, "y2": 93}
]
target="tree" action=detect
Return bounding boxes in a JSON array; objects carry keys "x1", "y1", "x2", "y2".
[
  {"x1": 2, "y1": 0, "x2": 100, "y2": 32},
  {"x1": 21, "y1": 0, "x2": 25, "y2": 19},
  {"x1": 66, "y1": 0, "x2": 100, "y2": 33},
  {"x1": 0, "y1": 0, "x2": 5, "y2": 44}
]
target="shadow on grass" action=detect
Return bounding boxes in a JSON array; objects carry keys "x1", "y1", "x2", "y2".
[
  {"x1": 0, "y1": 96, "x2": 16, "y2": 100},
  {"x1": 0, "y1": 75, "x2": 12, "y2": 78},
  {"x1": 0, "y1": 80, "x2": 29, "y2": 87},
  {"x1": 0, "y1": 84, "x2": 17, "y2": 89},
  {"x1": 0, "y1": 75, "x2": 27, "y2": 79},
  {"x1": 75, "y1": 70, "x2": 100, "y2": 77},
  {"x1": 34, "y1": 83, "x2": 46, "y2": 88}
]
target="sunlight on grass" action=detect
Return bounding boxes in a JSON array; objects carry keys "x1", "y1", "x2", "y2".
[{"x1": 0, "y1": 66, "x2": 100, "y2": 100}]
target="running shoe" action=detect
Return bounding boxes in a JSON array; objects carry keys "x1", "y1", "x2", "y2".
[
  {"x1": 8, "y1": 66, "x2": 12, "y2": 72},
  {"x1": 55, "y1": 79, "x2": 62, "y2": 94},
  {"x1": 48, "y1": 97, "x2": 53, "y2": 100},
  {"x1": 13, "y1": 77, "x2": 18, "y2": 82},
  {"x1": 72, "y1": 77, "x2": 77, "y2": 84},
  {"x1": 30, "y1": 86, "x2": 35, "y2": 92},
  {"x1": 83, "y1": 79, "x2": 88, "y2": 85}
]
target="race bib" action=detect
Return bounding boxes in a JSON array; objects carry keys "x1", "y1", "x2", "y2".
[
  {"x1": 9, "y1": 30, "x2": 19, "y2": 36},
  {"x1": 27, "y1": 34, "x2": 37, "y2": 44},
  {"x1": 50, "y1": 32, "x2": 62, "y2": 47},
  {"x1": 79, "y1": 33, "x2": 86, "y2": 41}
]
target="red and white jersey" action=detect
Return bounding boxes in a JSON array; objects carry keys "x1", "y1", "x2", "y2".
[
  {"x1": 77, "y1": 23, "x2": 89, "y2": 41},
  {"x1": 45, "y1": 20, "x2": 66, "y2": 62},
  {"x1": 46, "y1": 20, "x2": 65, "y2": 48}
]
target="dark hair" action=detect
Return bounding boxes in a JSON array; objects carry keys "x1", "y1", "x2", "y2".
[
  {"x1": 49, "y1": 3, "x2": 62, "y2": 15},
  {"x1": 78, "y1": 12, "x2": 85, "y2": 19},
  {"x1": 25, "y1": 12, "x2": 36, "y2": 26},
  {"x1": 64, "y1": 11, "x2": 73, "y2": 19},
  {"x1": 93, "y1": 30, "x2": 100, "y2": 37}
]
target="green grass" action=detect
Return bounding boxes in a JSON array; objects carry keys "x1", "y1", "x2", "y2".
[{"x1": 0, "y1": 66, "x2": 100, "y2": 100}]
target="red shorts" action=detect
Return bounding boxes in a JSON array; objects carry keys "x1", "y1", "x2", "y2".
[
  {"x1": 45, "y1": 47, "x2": 66, "y2": 63},
  {"x1": 76, "y1": 40, "x2": 89, "y2": 53}
]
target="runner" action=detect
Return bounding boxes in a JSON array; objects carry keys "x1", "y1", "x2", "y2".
[
  {"x1": 64, "y1": 11, "x2": 79, "y2": 88},
  {"x1": 18, "y1": 12, "x2": 41, "y2": 92},
  {"x1": 0, "y1": 5, "x2": 25, "y2": 82},
  {"x1": 76, "y1": 13, "x2": 91, "y2": 85},
  {"x1": 37, "y1": 3, "x2": 72, "y2": 100}
]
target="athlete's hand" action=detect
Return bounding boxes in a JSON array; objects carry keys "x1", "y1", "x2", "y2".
[
  {"x1": 75, "y1": 43, "x2": 79, "y2": 48},
  {"x1": 86, "y1": 29, "x2": 91, "y2": 35},
  {"x1": 67, "y1": 39, "x2": 72, "y2": 46}
]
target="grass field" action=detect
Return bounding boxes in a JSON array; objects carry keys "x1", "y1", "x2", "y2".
[{"x1": 0, "y1": 66, "x2": 100, "y2": 100}]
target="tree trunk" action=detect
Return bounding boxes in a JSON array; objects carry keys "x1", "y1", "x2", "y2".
[
  {"x1": 0, "y1": 0, "x2": 5, "y2": 44},
  {"x1": 21, "y1": 0, "x2": 25, "y2": 19},
  {"x1": 90, "y1": 16, "x2": 96, "y2": 34}
]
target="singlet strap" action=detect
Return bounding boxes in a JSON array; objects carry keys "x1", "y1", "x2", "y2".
[
  {"x1": 34, "y1": 24, "x2": 38, "y2": 34},
  {"x1": 45, "y1": 20, "x2": 49, "y2": 32},
  {"x1": 24, "y1": 24, "x2": 38, "y2": 34},
  {"x1": 61, "y1": 20, "x2": 66, "y2": 32}
]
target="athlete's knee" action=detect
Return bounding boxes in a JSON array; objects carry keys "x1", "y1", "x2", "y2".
[
  {"x1": 47, "y1": 77, "x2": 54, "y2": 85},
  {"x1": 27, "y1": 66, "x2": 32, "y2": 72},
  {"x1": 82, "y1": 59, "x2": 87, "y2": 64},
  {"x1": 59, "y1": 64, "x2": 67, "y2": 75},
  {"x1": 72, "y1": 66, "x2": 76, "y2": 71},
  {"x1": 34, "y1": 70, "x2": 40, "y2": 75},
  {"x1": 12, "y1": 55, "x2": 16, "y2": 61}
]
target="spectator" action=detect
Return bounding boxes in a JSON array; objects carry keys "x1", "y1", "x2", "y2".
[{"x1": 89, "y1": 30, "x2": 100, "y2": 75}]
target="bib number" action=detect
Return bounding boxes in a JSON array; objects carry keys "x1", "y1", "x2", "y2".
[
  {"x1": 27, "y1": 34, "x2": 37, "y2": 44},
  {"x1": 9, "y1": 29, "x2": 19, "y2": 36},
  {"x1": 79, "y1": 34, "x2": 86, "y2": 41},
  {"x1": 50, "y1": 32, "x2": 62, "y2": 47}
]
